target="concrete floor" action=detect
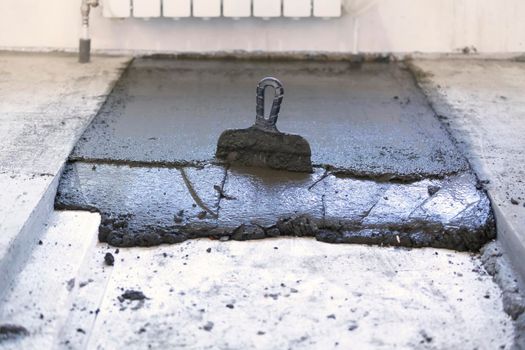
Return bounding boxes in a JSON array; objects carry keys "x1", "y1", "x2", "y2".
[
  {"x1": 0, "y1": 53, "x2": 524, "y2": 349},
  {"x1": 0, "y1": 211, "x2": 514, "y2": 350}
]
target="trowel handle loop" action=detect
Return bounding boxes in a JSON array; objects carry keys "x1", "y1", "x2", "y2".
[{"x1": 255, "y1": 77, "x2": 284, "y2": 131}]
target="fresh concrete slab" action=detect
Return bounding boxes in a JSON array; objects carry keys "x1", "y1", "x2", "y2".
[
  {"x1": 56, "y1": 161, "x2": 494, "y2": 251},
  {"x1": 0, "y1": 52, "x2": 131, "y2": 300},
  {"x1": 71, "y1": 58, "x2": 468, "y2": 181},
  {"x1": 0, "y1": 211, "x2": 100, "y2": 350},
  {"x1": 410, "y1": 59, "x2": 525, "y2": 285},
  {"x1": 56, "y1": 162, "x2": 226, "y2": 246},
  {"x1": 218, "y1": 166, "x2": 326, "y2": 229},
  {"x1": 60, "y1": 57, "x2": 493, "y2": 252}
]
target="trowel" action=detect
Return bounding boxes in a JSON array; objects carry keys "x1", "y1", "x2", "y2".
[{"x1": 215, "y1": 77, "x2": 312, "y2": 173}]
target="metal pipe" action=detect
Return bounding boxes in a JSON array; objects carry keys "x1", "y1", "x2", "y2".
[{"x1": 79, "y1": 0, "x2": 99, "y2": 63}]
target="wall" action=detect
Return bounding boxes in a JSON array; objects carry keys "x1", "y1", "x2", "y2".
[{"x1": 0, "y1": 0, "x2": 524, "y2": 54}]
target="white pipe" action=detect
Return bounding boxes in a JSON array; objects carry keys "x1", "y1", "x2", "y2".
[
  {"x1": 344, "y1": 0, "x2": 381, "y2": 54},
  {"x1": 81, "y1": 0, "x2": 100, "y2": 40},
  {"x1": 79, "y1": 0, "x2": 99, "y2": 62},
  {"x1": 353, "y1": 17, "x2": 359, "y2": 54}
]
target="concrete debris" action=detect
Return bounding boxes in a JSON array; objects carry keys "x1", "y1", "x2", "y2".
[
  {"x1": 104, "y1": 252, "x2": 115, "y2": 266},
  {"x1": 0, "y1": 324, "x2": 29, "y2": 342},
  {"x1": 118, "y1": 290, "x2": 147, "y2": 302}
]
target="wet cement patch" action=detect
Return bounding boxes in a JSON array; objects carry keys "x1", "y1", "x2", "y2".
[
  {"x1": 55, "y1": 162, "x2": 494, "y2": 251},
  {"x1": 58, "y1": 57, "x2": 492, "y2": 250},
  {"x1": 56, "y1": 163, "x2": 225, "y2": 247},
  {"x1": 70, "y1": 58, "x2": 468, "y2": 181}
]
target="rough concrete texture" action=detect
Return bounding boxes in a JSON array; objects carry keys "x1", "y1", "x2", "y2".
[
  {"x1": 481, "y1": 241, "x2": 525, "y2": 348},
  {"x1": 481, "y1": 242, "x2": 525, "y2": 320},
  {"x1": 410, "y1": 60, "x2": 525, "y2": 285},
  {"x1": 0, "y1": 213, "x2": 514, "y2": 349},
  {"x1": 0, "y1": 211, "x2": 100, "y2": 350},
  {"x1": 56, "y1": 162, "x2": 494, "y2": 251},
  {"x1": 0, "y1": 52, "x2": 130, "y2": 175},
  {"x1": 71, "y1": 58, "x2": 468, "y2": 181},
  {"x1": 0, "y1": 52, "x2": 131, "y2": 300},
  {"x1": 517, "y1": 314, "x2": 525, "y2": 350},
  {"x1": 85, "y1": 241, "x2": 513, "y2": 349}
]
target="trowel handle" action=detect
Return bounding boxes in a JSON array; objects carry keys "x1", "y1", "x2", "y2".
[{"x1": 255, "y1": 77, "x2": 284, "y2": 131}]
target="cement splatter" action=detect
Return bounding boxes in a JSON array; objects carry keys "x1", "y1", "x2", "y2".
[{"x1": 118, "y1": 290, "x2": 147, "y2": 302}]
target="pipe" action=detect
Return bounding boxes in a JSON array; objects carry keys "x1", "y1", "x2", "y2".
[
  {"x1": 79, "y1": 0, "x2": 99, "y2": 63},
  {"x1": 343, "y1": 0, "x2": 381, "y2": 55}
]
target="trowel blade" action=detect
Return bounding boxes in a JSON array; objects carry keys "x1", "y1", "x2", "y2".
[{"x1": 215, "y1": 126, "x2": 312, "y2": 173}]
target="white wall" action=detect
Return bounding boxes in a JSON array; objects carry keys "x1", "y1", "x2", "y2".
[{"x1": 0, "y1": 0, "x2": 524, "y2": 54}]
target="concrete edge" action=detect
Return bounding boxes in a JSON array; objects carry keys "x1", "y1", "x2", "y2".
[
  {"x1": 53, "y1": 211, "x2": 104, "y2": 350},
  {"x1": 0, "y1": 173, "x2": 60, "y2": 301},
  {"x1": 0, "y1": 47, "x2": 524, "y2": 62},
  {"x1": 0, "y1": 57, "x2": 132, "y2": 300},
  {"x1": 491, "y1": 197, "x2": 525, "y2": 292},
  {"x1": 406, "y1": 62, "x2": 525, "y2": 290},
  {"x1": 481, "y1": 241, "x2": 525, "y2": 349}
]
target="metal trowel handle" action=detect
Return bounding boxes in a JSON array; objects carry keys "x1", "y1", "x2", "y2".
[{"x1": 255, "y1": 77, "x2": 284, "y2": 132}]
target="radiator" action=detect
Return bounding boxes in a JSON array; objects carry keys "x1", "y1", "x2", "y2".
[{"x1": 102, "y1": 0, "x2": 342, "y2": 18}]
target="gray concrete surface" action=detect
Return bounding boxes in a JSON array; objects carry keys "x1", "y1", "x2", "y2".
[
  {"x1": 0, "y1": 52, "x2": 131, "y2": 300},
  {"x1": 411, "y1": 60, "x2": 525, "y2": 286},
  {"x1": 71, "y1": 58, "x2": 468, "y2": 181},
  {"x1": 0, "y1": 211, "x2": 515, "y2": 349},
  {"x1": 56, "y1": 162, "x2": 494, "y2": 251}
]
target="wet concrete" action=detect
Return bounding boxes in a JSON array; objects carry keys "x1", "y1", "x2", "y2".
[
  {"x1": 56, "y1": 163, "x2": 224, "y2": 247},
  {"x1": 56, "y1": 162, "x2": 494, "y2": 251},
  {"x1": 71, "y1": 58, "x2": 468, "y2": 181},
  {"x1": 56, "y1": 57, "x2": 496, "y2": 251}
]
